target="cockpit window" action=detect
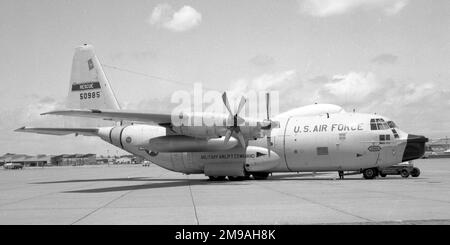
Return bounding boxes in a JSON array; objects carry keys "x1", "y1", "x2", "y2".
[
  {"x1": 387, "y1": 121, "x2": 397, "y2": 128},
  {"x1": 370, "y1": 119, "x2": 377, "y2": 130},
  {"x1": 370, "y1": 118, "x2": 390, "y2": 130}
]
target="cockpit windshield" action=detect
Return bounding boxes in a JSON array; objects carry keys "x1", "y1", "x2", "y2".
[
  {"x1": 370, "y1": 118, "x2": 390, "y2": 130},
  {"x1": 387, "y1": 121, "x2": 397, "y2": 129}
]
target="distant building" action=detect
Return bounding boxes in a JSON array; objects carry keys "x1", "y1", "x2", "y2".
[
  {"x1": 0, "y1": 153, "x2": 98, "y2": 167},
  {"x1": 0, "y1": 153, "x2": 51, "y2": 167},
  {"x1": 52, "y1": 154, "x2": 97, "y2": 166}
]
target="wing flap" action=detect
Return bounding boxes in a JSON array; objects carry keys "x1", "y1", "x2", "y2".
[{"x1": 15, "y1": 127, "x2": 99, "y2": 136}]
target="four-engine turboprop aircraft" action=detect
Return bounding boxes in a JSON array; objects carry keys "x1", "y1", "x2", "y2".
[{"x1": 16, "y1": 44, "x2": 428, "y2": 180}]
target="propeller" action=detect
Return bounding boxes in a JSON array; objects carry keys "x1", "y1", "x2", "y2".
[
  {"x1": 260, "y1": 92, "x2": 280, "y2": 157},
  {"x1": 222, "y1": 92, "x2": 247, "y2": 147}
]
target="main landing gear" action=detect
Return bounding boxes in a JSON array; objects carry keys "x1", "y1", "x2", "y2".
[
  {"x1": 362, "y1": 168, "x2": 378, "y2": 179},
  {"x1": 207, "y1": 172, "x2": 270, "y2": 181}
]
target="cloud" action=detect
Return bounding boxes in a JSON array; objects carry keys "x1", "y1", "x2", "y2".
[
  {"x1": 371, "y1": 54, "x2": 398, "y2": 65},
  {"x1": 148, "y1": 4, "x2": 202, "y2": 32},
  {"x1": 226, "y1": 69, "x2": 448, "y2": 131},
  {"x1": 299, "y1": 0, "x2": 409, "y2": 17},
  {"x1": 229, "y1": 70, "x2": 297, "y2": 95},
  {"x1": 320, "y1": 72, "x2": 380, "y2": 104}
]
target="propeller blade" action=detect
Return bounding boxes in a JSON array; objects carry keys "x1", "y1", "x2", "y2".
[
  {"x1": 224, "y1": 129, "x2": 232, "y2": 144},
  {"x1": 222, "y1": 92, "x2": 233, "y2": 116},
  {"x1": 237, "y1": 132, "x2": 246, "y2": 148},
  {"x1": 266, "y1": 130, "x2": 272, "y2": 157},
  {"x1": 236, "y1": 96, "x2": 246, "y2": 116},
  {"x1": 266, "y1": 92, "x2": 270, "y2": 120}
]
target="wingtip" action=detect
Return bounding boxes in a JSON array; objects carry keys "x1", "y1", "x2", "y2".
[
  {"x1": 41, "y1": 110, "x2": 61, "y2": 115},
  {"x1": 14, "y1": 126, "x2": 26, "y2": 132}
]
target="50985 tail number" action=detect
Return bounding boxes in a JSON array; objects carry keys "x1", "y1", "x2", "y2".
[{"x1": 80, "y1": 92, "x2": 100, "y2": 100}]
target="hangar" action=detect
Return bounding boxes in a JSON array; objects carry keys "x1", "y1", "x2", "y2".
[
  {"x1": 0, "y1": 153, "x2": 97, "y2": 167},
  {"x1": 0, "y1": 154, "x2": 51, "y2": 167}
]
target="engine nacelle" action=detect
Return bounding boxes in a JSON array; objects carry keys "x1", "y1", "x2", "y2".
[
  {"x1": 148, "y1": 135, "x2": 239, "y2": 152},
  {"x1": 244, "y1": 146, "x2": 281, "y2": 172},
  {"x1": 97, "y1": 125, "x2": 166, "y2": 154}
]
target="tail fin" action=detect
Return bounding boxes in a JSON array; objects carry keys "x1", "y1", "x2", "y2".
[{"x1": 67, "y1": 44, "x2": 121, "y2": 110}]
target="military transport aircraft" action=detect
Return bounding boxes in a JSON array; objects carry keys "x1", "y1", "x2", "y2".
[{"x1": 16, "y1": 44, "x2": 428, "y2": 180}]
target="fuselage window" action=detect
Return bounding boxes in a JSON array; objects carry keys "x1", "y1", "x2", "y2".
[
  {"x1": 317, "y1": 147, "x2": 329, "y2": 156},
  {"x1": 379, "y1": 134, "x2": 385, "y2": 144},
  {"x1": 379, "y1": 134, "x2": 391, "y2": 144}
]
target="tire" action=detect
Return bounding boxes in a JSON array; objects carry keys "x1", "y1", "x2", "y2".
[
  {"x1": 411, "y1": 168, "x2": 420, "y2": 177},
  {"x1": 209, "y1": 176, "x2": 226, "y2": 181},
  {"x1": 252, "y1": 172, "x2": 269, "y2": 180},
  {"x1": 363, "y1": 168, "x2": 377, "y2": 179},
  {"x1": 400, "y1": 169, "x2": 410, "y2": 178},
  {"x1": 380, "y1": 173, "x2": 387, "y2": 177},
  {"x1": 228, "y1": 176, "x2": 245, "y2": 181}
]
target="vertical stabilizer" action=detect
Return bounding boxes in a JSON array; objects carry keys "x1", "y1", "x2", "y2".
[{"x1": 67, "y1": 44, "x2": 120, "y2": 110}]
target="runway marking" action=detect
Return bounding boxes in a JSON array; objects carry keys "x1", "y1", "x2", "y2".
[
  {"x1": 70, "y1": 190, "x2": 132, "y2": 225},
  {"x1": 70, "y1": 171, "x2": 170, "y2": 225},
  {"x1": 255, "y1": 182, "x2": 374, "y2": 222},
  {"x1": 0, "y1": 181, "x2": 100, "y2": 208},
  {"x1": 0, "y1": 192, "x2": 58, "y2": 208},
  {"x1": 187, "y1": 175, "x2": 200, "y2": 225}
]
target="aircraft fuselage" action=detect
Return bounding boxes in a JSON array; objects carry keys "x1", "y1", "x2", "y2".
[{"x1": 97, "y1": 111, "x2": 427, "y2": 177}]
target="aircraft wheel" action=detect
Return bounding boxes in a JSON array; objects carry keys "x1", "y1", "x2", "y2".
[
  {"x1": 209, "y1": 176, "x2": 226, "y2": 181},
  {"x1": 252, "y1": 172, "x2": 269, "y2": 180},
  {"x1": 228, "y1": 176, "x2": 245, "y2": 181},
  {"x1": 362, "y1": 168, "x2": 377, "y2": 179},
  {"x1": 380, "y1": 173, "x2": 387, "y2": 177},
  {"x1": 411, "y1": 168, "x2": 420, "y2": 177},
  {"x1": 400, "y1": 169, "x2": 410, "y2": 178}
]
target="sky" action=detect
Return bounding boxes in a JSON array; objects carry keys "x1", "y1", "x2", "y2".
[{"x1": 0, "y1": 0, "x2": 449, "y2": 155}]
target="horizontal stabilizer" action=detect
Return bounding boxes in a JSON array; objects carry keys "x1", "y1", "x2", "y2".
[
  {"x1": 41, "y1": 109, "x2": 172, "y2": 125},
  {"x1": 15, "y1": 127, "x2": 98, "y2": 136}
]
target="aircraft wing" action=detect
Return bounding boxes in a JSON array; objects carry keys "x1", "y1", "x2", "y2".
[
  {"x1": 15, "y1": 127, "x2": 99, "y2": 136},
  {"x1": 41, "y1": 109, "x2": 172, "y2": 125}
]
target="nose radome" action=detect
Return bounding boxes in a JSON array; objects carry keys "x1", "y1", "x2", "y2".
[{"x1": 402, "y1": 134, "x2": 429, "y2": 162}]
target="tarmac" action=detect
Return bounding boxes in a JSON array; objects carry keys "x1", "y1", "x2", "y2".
[{"x1": 0, "y1": 158, "x2": 449, "y2": 225}]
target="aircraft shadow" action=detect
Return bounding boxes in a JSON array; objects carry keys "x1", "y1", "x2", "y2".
[
  {"x1": 58, "y1": 173, "x2": 327, "y2": 193},
  {"x1": 37, "y1": 173, "x2": 418, "y2": 193},
  {"x1": 269, "y1": 172, "x2": 329, "y2": 179},
  {"x1": 63, "y1": 179, "x2": 246, "y2": 193},
  {"x1": 32, "y1": 177, "x2": 182, "y2": 184}
]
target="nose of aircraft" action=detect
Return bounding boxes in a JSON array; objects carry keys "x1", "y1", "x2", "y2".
[{"x1": 402, "y1": 134, "x2": 428, "y2": 162}]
